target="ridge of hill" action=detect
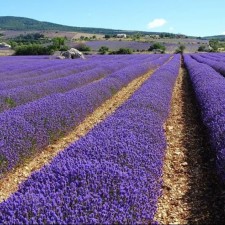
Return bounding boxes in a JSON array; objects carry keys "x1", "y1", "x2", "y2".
[{"x1": 0, "y1": 16, "x2": 176, "y2": 36}]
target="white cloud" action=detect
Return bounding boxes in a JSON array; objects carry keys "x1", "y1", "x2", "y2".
[
  {"x1": 169, "y1": 27, "x2": 174, "y2": 31},
  {"x1": 222, "y1": 31, "x2": 225, "y2": 35},
  {"x1": 147, "y1": 18, "x2": 167, "y2": 29}
]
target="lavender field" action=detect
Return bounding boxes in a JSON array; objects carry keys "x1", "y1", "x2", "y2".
[
  {"x1": 1, "y1": 53, "x2": 225, "y2": 224},
  {"x1": 84, "y1": 40, "x2": 206, "y2": 53},
  {"x1": 85, "y1": 40, "x2": 151, "y2": 51}
]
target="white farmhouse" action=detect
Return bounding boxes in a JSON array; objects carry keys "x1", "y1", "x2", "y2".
[{"x1": 116, "y1": 34, "x2": 127, "y2": 38}]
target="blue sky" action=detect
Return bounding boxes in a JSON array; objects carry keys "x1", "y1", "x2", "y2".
[{"x1": 0, "y1": 0, "x2": 225, "y2": 37}]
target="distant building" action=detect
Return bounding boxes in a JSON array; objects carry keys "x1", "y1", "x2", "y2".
[
  {"x1": 218, "y1": 47, "x2": 225, "y2": 52},
  {"x1": 116, "y1": 34, "x2": 127, "y2": 38},
  {"x1": 0, "y1": 42, "x2": 11, "y2": 48}
]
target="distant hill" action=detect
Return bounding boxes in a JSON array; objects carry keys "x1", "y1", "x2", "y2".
[
  {"x1": 203, "y1": 35, "x2": 225, "y2": 40},
  {"x1": 0, "y1": 16, "x2": 172, "y2": 36},
  {"x1": 2, "y1": 16, "x2": 222, "y2": 40}
]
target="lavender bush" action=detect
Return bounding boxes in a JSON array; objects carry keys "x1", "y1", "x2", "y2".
[
  {"x1": 84, "y1": 40, "x2": 151, "y2": 51},
  {"x1": 0, "y1": 63, "x2": 97, "y2": 90},
  {"x1": 191, "y1": 53, "x2": 225, "y2": 76},
  {"x1": 198, "y1": 53, "x2": 225, "y2": 62},
  {"x1": 184, "y1": 54, "x2": 225, "y2": 183}
]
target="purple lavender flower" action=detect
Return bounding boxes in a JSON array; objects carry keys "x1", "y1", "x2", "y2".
[
  {"x1": 184, "y1": 54, "x2": 225, "y2": 183},
  {"x1": 0, "y1": 54, "x2": 180, "y2": 224}
]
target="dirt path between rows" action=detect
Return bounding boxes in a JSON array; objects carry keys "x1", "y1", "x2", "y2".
[
  {"x1": 154, "y1": 63, "x2": 225, "y2": 224},
  {"x1": 0, "y1": 69, "x2": 156, "y2": 203}
]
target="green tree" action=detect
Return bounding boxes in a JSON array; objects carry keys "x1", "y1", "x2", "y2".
[
  {"x1": 75, "y1": 43, "x2": 91, "y2": 52},
  {"x1": 175, "y1": 45, "x2": 186, "y2": 54},
  {"x1": 209, "y1": 39, "x2": 219, "y2": 51},
  {"x1": 198, "y1": 45, "x2": 207, "y2": 52},
  {"x1": 104, "y1": 34, "x2": 111, "y2": 39},
  {"x1": 148, "y1": 43, "x2": 166, "y2": 53},
  {"x1": 52, "y1": 37, "x2": 65, "y2": 50},
  {"x1": 8, "y1": 41, "x2": 18, "y2": 49},
  {"x1": 117, "y1": 48, "x2": 132, "y2": 54},
  {"x1": 98, "y1": 46, "x2": 109, "y2": 54},
  {"x1": 15, "y1": 44, "x2": 54, "y2": 55},
  {"x1": 133, "y1": 33, "x2": 141, "y2": 40},
  {"x1": 110, "y1": 48, "x2": 133, "y2": 55}
]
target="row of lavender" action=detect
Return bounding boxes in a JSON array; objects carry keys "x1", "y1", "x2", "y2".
[
  {"x1": 190, "y1": 53, "x2": 225, "y2": 76},
  {"x1": 0, "y1": 57, "x2": 95, "y2": 80},
  {"x1": 0, "y1": 55, "x2": 170, "y2": 175},
  {"x1": 0, "y1": 55, "x2": 166, "y2": 112},
  {"x1": 0, "y1": 61, "x2": 130, "y2": 112},
  {"x1": 0, "y1": 54, "x2": 161, "y2": 81},
  {"x1": 0, "y1": 55, "x2": 144, "y2": 87},
  {"x1": 198, "y1": 53, "x2": 225, "y2": 62},
  {"x1": 0, "y1": 55, "x2": 163, "y2": 91},
  {"x1": 0, "y1": 62, "x2": 97, "y2": 89},
  {"x1": 0, "y1": 55, "x2": 113, "y2": 76},
  {"x1": 184, "y1": 54, "x2": 225, "y2": 183},
  {"x1": 0, "y1": 54, "x2": 180, "y2": 224},
  {"x1": 85, "y1": 40, "x2": 204, "y2": 52}
]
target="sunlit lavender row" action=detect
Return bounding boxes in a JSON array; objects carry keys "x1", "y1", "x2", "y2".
[
  {"x1": 0, "y1": 55, "x2": 180, "y2": 224},
  {"x1": 190, "y1": 53, "x2": 225, "y2": 76},
  {"x1": 0, "y1": 54, "x2": 170, "y2": 175},
  {"x1": 0, "y1": 54, "x2": 154, "y2": 82},
  {"x1": 0, "y1": 55, "x2": 168, "y2": 112},
  {"x1": 184, "y1": 54, "x2": 225, "y2": 183},
  {"x1": 0, "y1": 62, "x2": 130, "y2": 112},
  {"x1": 0, "y1": 54, "x2": 162, "y2": 78}
]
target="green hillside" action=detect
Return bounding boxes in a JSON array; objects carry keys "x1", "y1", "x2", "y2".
[
  {"x1": 0, "y1": 16, "x2": 118, "y2": 34},
  {"x1": 0, "y1": 16, "x2": 170, "y2": 35}
]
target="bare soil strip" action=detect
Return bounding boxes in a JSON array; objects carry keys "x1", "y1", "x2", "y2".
[
  {"x1": 0, "y1": 69, "x2": 155, "y2": 203},
  {"x1": 154, "y1": 64, "x2": 225, "y2": 224}
]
